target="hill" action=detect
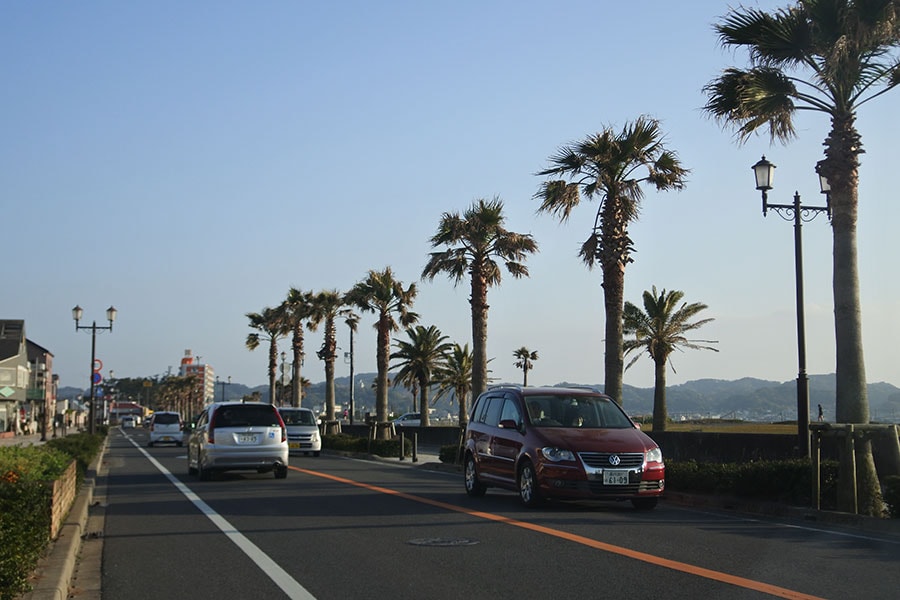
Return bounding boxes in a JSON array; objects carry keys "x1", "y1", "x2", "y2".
[{"x1": 59, "y1": 373, "x2": 900, "y2": 423}]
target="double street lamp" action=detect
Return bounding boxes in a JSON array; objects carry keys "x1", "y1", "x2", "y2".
[
  {"x1": 752, "y1": 156, "x2": 831, "y2": 457},
  {"x1": 72, "y1": 305, "x2": 117, "y2": 435}
]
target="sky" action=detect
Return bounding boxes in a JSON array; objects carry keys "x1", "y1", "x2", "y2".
[{"x1": 4, "y1": 1, "x2": 899, "y2": 394}]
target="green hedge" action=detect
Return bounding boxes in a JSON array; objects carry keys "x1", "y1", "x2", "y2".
[
  {"x1": 0, "y1": 432, "x2": 105, "y2": 600},
  {"x1": 884, "y1": 475, "x2": 900, "y2": 518},
  {"x1": 323, "y1": 433, "x2": 411, "y2": 458},
  {"x1": 665, "y1": 458, "x2": 840, "y2": 508}
]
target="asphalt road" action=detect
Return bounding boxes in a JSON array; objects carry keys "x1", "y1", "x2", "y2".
[{"x1": 91, "y1": 428, "x2": 900, "y2": 600}]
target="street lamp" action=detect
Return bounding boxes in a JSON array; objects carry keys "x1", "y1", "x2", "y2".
[
  {"x1": 752, "y1": 156, "x2": 830, "y2": 458},
  {"x1": 72, "y1": 305, "x2": 117, "y2": 435}
]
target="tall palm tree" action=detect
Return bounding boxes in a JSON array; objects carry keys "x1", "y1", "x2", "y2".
[
  {"x1": 535, "y1": 117, "x2": 688, "y2": 407},
  {"x1": 512, "y1": 347, "x2": 539, "y2": 386},
  {"x1": 344, "y1": 311, "x2": 360, "y2": 423},
  {"x1": 390, "y1": 325, "x2": 453, "y2": 427},
  {"x1": 623, "y1": 287, "x2": 718, "y2": 432},
  {"x1": 433, "y1": 343, "x2": 475, "y2": 427},
  {"x1": 702, "y1": 0, "x2": 899, "y2": 515},
  {"x1": 422, "y1": 197, "x2": 538, "y2": 400},
  {"x1": 283, "y1": 288, "x2": 314, "y2": 407},
  {"x1": 246, "y1": 306, "x2": 289, "y2": 405},
  {"x1": 344, "y1": 267, "x2": 419, "y2": 439},
  {"x1": 307, "y1": 289, "x2": 349, "y2": 432}
]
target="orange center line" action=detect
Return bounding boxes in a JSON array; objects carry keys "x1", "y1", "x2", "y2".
[{"x1": 292, "y1": 465, "x2": 825, "y2": 600}]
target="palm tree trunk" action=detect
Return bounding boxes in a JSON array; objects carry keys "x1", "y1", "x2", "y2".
[
  {"x1": 324, "y1": 321, "x2": 337, "y2": 432},
  {"x1": 602, "y1": 262, "x2": 625, "y2": 405},
  {"x1": 267, "y1": 339, "x2": 277, "y2": 405},
  {"x1": 291, "y1": 327, "x2": 303, "y2": 408},
  {"x1": 826, "y1": 114, "x2": 880, "y2": 515},
  {"x1": 470, "y1": 273, "x2": 489, "y2": 399},
  {"x1": 420, "y1": 380, "x2": 430, "y2": 427},
  {"x1": 652, "y1": 357, "x2": 668, "y2": 432},
  {"x1": 375, "y1": 315, "x2": 391, "y2": 439}
]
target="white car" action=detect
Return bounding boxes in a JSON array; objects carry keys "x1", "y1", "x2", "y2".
[
  {"x1": 148, "y1": 411, "x2": 183, "y2": 447},
  {"x1": 278, "y1": 407, "x2": 322, "y2": 456},
  {"x1": 392, "y1": 413, "x2": 421, "y2": 427},
  {"x1": 120, "y1": 416, "x2": 136, "y2": 429}
]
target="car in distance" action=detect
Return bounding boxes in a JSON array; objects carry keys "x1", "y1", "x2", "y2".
[
  {"x1": 463, "y1": 386, "x2": 665, "y2": 509},
  {"x1": 392, "y1": 412, "x2": 421, "y2": 427},
  {"x1": 120, "y1": 415, "x2": 136, "y2": 429},
  {"x1": 187, "y1": 402, "x2": 289, "y2": 480},
  {"x1": 148, "y1": 411, "x2": 184, "y2": 447},
  {"x1": 277, "y1": 407, "x2": 321, "y2": 456}
]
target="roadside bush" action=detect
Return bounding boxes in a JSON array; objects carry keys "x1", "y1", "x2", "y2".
[
  {"x1": 666, "y1": 458, "x2": 839, "y2": 508},
  {"x1": 45, "y1": 431, "x2": 106, "y2": 481},
  {"x1": 0, "y1": 445, "x2": 73, "y2": 600},
  {"x1": 439, "y1": 444, "x2": 463, "y2": 464},
  {"x1": 883, "y1": 475, "x2": 900, "y2": 518},
  {"x1": 323, "y1": 433, "x2": 411, "y2": 458}
]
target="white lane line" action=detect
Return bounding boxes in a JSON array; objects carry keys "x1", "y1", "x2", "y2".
[{"x1": 125, "y1": 435, "x2": 316, "y2": 599}]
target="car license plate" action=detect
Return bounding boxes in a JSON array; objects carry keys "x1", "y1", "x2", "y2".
[
  {"x1": 161, "y1": 436, "x2": 172, "y2": 441},
  {"x1": 603, "y1": 469, "x2": 630, "y2": 485},
  {"x1": 288, "y1": 442, "x2": 300, "y2": 449},
  {"x1": 237, "y1": 434, "x2": 258, "y2": 444}
]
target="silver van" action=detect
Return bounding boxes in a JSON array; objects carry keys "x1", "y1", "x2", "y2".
[{"x1": 187, "y1": 402, "x2": 289, "y2": 480}]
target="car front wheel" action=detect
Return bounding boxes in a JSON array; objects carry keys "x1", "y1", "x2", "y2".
[
  {"x1": 464, "y1": 454, "x2": 487, "y2": 497},
  {"x1": 518, "y1": 461, "x2": 544, "y2": 507}
]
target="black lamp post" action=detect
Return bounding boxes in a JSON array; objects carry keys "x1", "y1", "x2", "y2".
[
  {"x1": 72, "y1": 305, "x2": 117, "y2": 435},
  {"x1": 217, "y1": 375, "x2": 231, "y2": 402},
  {"x1": 752, "y1": 156, "x2": 831, "y2": 458}
]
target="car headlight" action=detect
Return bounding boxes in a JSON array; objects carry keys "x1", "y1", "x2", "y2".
[
  {"x1": 540, "y1": 447, "x2": 576, "y2": 462},
  {"x1": 311, "y1": 432, "x2": 320, "y2": 442},
  {"x1": 646, "y1": 447, "x2": 663, "y2": 463}
]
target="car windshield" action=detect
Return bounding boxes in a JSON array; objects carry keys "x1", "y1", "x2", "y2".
[
  {"x1": 214, "y1": 405, "x2": 281, "y2": 427},
  {"x1": 525, "y1": 394, "x2": 634, "y2": 429},
  {"x1": 279, "y1": 410, "x2": 316, "y2": 426},
  {"x1": 153, "y1": 413, "x2": 180, "y2": 425}
]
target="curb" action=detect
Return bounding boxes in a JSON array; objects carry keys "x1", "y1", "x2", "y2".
[{"x1": 20, "y1": 439, "x2": 107, "y2": 600}]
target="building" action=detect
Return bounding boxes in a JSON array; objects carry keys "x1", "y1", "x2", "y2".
[
  {"x1": 0, "y1": 320, "x2": 29, "y2": 436},
  {"x1": 179, "y1": 349, "x2": 215, "y2": 406},
  {"x1": 0, "y1": 320, "x2": 58, "y2": 438}
]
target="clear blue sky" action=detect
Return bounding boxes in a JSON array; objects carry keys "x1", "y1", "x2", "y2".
[{"x1": 4, "y1": 1, "x2": 898, "y2": 393}]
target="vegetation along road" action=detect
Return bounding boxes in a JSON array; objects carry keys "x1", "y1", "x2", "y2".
[{"x1": 75, "y1": 428, "x2": 900, "y2": 600}]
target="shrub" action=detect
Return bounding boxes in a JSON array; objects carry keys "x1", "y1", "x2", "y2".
[
  {"x1": 45, "y1": 431, "x2": 106, "y2": 481},
  {"x1": 884, "y1": 475, "x2": 900, "y2": 518},
  {"x1": 439, "y1": 444, "x2": 463, "y2": 464},
  {"x1": 665, "y1": 458, "x2": 839, "y2": 508},
  {"x1": 323, "y1": 433, "x2": 411, "y2": 458},
  {"x1": 0, "y1": 445, "x2": 74, "y2": 600}
]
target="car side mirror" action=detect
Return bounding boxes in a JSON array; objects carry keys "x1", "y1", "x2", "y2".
[{"x1": 498, "y1": 419, "x2": 522, "y2": 432}]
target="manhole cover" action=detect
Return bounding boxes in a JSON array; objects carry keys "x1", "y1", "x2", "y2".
[{"x1": 408, "y1": 537, "x2": 480, "y2": 547}]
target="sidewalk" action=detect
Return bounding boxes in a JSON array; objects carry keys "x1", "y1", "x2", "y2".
[{"x1": 0, "y1": 432, "x2": 48, "y2": 447}]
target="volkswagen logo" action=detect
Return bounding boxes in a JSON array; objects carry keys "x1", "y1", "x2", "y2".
[{"x1": 608, "y1": 454, "x2": 621, "y2": 466}]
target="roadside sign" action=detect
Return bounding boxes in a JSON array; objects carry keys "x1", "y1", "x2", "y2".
[{"x1": 92, "y1": 372, "x2": 103, "y2": 384}]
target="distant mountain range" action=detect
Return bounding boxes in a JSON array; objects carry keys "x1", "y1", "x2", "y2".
[{"x1": 59, "y1": 373, "x2": 900, "y2": 423}]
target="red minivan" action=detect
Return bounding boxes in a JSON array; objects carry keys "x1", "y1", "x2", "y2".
[{"x1": 463, "y1": 386, "x2": 665, "y2": 509}]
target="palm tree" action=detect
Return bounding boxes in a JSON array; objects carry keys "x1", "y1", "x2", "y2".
[
  {"x1": 283, "y1": 288, "x2": 314, "y2": 407},
  {"x1": 344, "y1": 267, "x2": 419, "y2": 439},
  {"x1": 623, "y1": 287, "x2": 718, "y2": 432},
  {"x1": 390, "y1": 325, "x2": 453, "y2": 427},
  {"x1": 702, "y1": 0, "x2": 899, "y2": 515},
  {"x1": 512, "y1": 347, "x2": 539, "y2": 386},
  {"x1": 422, "y1": 197, "x2": 538, "y2": 400},
  {"x1": 307, "y1": 289, "x2": 349, "y2": 433},
  {"x1": 245, "y1": 306, "x2": 289, "y2": 405},
  {"x1": 433, "y1": 343, "x2": 475, "y2": 427},
  {"x1": 535, "y1": 117, "x2": 688, "y2": 407}
]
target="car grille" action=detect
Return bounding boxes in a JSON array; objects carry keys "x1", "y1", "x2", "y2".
[
  {"x1": 288, "y1": 434, "x2": 314, "y2": 441},
  {"x1": 578, "y1": 452, "x2": 644, "y2": 469}
]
